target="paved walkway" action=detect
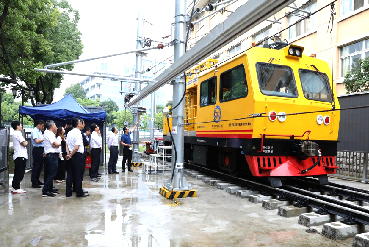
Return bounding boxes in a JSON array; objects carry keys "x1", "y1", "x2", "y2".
[{"x1": 0, "y1": 155, "x2": 366, "y2": 246}]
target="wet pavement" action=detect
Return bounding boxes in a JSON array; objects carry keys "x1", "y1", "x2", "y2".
[{"x1": 0, "y1": 155, "x2": 362, "y2": 247}]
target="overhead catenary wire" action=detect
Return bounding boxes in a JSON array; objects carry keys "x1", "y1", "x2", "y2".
[
  {"x1": 142, "y1": 55, "x2": 174, "y2": 75},
  {"x1": 190, "y1": 0, "x2": 337, "y2": 78}
]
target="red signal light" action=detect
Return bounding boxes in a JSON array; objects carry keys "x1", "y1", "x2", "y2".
[
  {"x1": 269, "y1": 111, "x2": 277, "y2": 121},
  {"x1": 324, "y1": 116, "x2": 330, "y2": 125}
]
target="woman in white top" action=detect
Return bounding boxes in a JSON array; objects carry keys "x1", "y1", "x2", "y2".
[
  {"x1": 11, "y1": 120, "x2": 28, "y2": 194},
  {"x1": 55, "y1": 127, "x2": 67, "y2": 183},
  {"x1": 89, "y1": 123, "x2": 102, "y2": 181}
]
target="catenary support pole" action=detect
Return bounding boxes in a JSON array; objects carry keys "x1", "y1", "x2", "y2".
[
  {"x1": 160, "y1": 0, "x2": 194, "y2": 198},
  {"x1": 132, "y1": 11, "x2": 144, "y2": 164},
  {"x1": 171, "y1": 0, "x2": 186, "y2": 189},
  {"x1": 150, "y1": 91, "x2": 155, "y2": 148}
]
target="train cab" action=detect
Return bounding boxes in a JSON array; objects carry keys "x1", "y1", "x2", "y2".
[{"x1": 165, "y1": 42, "x2": 340, "y2": 186}]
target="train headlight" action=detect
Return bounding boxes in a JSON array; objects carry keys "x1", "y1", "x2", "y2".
[
  {"x1": 288, "y1": 47, "x2": 294, "y2": 55},
  {"x1": 324, "y1": 116, "x2": 330, "y2": 125},
  {"x1": 269, "y1": 111, "x2": 277, "y2": 121},
  {"x1": 317, "y1": 115, "x2": 324, "y2": 125},
  {"x1": 278, "y1": 112, "x2": 286, "y2": 122},
  {"x1": 284, "y1": 45, "x2": 304, "y2": 59}
]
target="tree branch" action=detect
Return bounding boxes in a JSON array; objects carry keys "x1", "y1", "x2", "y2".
[{"x1": 0, "y1": 5, "x2": 16, "y2": 81}]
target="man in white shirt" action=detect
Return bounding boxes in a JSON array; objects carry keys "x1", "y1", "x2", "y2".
[
  {"x1": 11, "y1": 121, "x2": 28, "y2": 194},
  {"x1": 107, "y1": 127, "x2": 119, "y2": 174},
  {"x1": 89, "y1": 123, "x2": 102, "y2": 181},
  {"x1": 30, "y1": 119, "x2": 45, "y2": 188},
  {"x1": 66, "y1": 118, "x2": 87, "y2": 197},
  {"x1": 42, "y1": 120, "x2": 61, "y2": 197}
]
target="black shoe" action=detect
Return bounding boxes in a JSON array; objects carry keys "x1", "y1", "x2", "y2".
[
  {"x1": 90, "y1": 178, "x2": 99, "y2": 182},
  {"x1": 42, "y1": 192, "x2": 55, "y2": 197},
  {"x1": 83, "y1": 190, "x2": 88, "y2": 194},
  {"x1": 66, "y1": 194, "x2": 72, "y2": 197},
  {"x1": 52, "y1": 189, "x2": 59, "y2": 194},
  {"x1": 98, "y1": 173, "x2": 102, "y2": 176},
  {"x1": 122, "y1": 170, "x2": 125, "y2": 172},
  {"x1": 128, "y1": 169, "x2": 133, "y2": 172},
  {"x1": 113, "y1": 171, "x2": 119, "y2": 174},
  {"x1": 108, "y1": 171, "x2": 113, "y2": 174},
  {"x1": 32, "y1": 184, "x2": 41, "y2": 188},
  {"x1": 76, "y1": 193, "x2": 88, "y2": 197},
  {"x1": 52, "y1": 187, "x2": 58, "y2": 192},
  {"x1": 38, "y1": 182, "x2": 44, "y2": 185}
]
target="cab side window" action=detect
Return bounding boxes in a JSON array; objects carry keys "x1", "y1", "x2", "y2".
[
  {"x1": 220, "y1": 64, "x2": 248, "y2": 102},
  {"x1": 200, "y1": 77, "x2": 217, "y2": 107}
]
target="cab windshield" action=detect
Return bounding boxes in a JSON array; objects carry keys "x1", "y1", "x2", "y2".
[
  {"x1": 256, "y1": 63, "x2": 298, "y2": 98},
  {"x1": 299, "y1": 69, "x2": 333, "y2": 102}
]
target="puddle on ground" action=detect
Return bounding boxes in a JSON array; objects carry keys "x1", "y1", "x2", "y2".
[{"x1": 85, "y1": 203, "x2": 171, "y2": 247}]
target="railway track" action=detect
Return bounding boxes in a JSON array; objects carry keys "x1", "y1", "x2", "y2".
[{"x1": 185, "y1": 163, "x2": 369, "y2": 242}]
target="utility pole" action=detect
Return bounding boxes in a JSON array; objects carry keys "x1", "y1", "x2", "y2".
[
  {"x1": 160, "y1": 0, "x2": 195, "y2": 199},
  {"x1": 150, "y1": 91, "x2": 155, "y2": 148},
  {"x1": 132, "y1": 11, "x2": 144, "y2": 165}
]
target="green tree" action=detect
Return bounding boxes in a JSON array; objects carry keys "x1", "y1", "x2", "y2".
[
  {"x1": 166, "y1": 100, "x2": 173, "y2": 108},
  {"x1": 156, "y1": 104, "x2": 164, "y2": 113},
  {"x1": 140, "y1": 113, "x2": 150, "y2": 130},
  {"x1": 100, "y1": 99, "x2": 119, "y2": 125},
  {"x1": 113, "y1": 110, "x2": 133, "y2": 129},
  {"x1": 155, "y1": 112, "x2": 163, "y2": 130},
  {"x1": 0, "y1": 92, "x2": 33, "y2": 126},
  {"x1": 76, "y1": 97, "x2": 100, "y2": 107},
  {"x1": 0, "y1": 0, "x2": 83, "y2": 105},
  {"x1": 65, "y1": 83, "x2": 86, "y2": 99},
  {"x1": 343, "y1": 57, "x2": 369, "y2": 93}
]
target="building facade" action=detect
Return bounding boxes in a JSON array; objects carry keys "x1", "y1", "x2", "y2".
[
  {"x1": 188, "y1": 0, "x2": 369, "y2": 95},
  {"x1": 79, "y1": 58, "x2": 170, "y2": 111}
]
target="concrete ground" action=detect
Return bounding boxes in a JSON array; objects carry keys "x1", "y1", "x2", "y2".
[{"x1": 0, "y1": 155, "x2": 364, "y2": 247}]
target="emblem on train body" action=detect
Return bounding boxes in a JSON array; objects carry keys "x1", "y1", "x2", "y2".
[{"x1": 214, "y1": 105, "x2": 221, "y2": 123}]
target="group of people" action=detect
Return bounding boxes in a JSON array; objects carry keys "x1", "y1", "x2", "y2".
[{"x1": 11, "y1": 117, "x2": 139, "y2": 197}]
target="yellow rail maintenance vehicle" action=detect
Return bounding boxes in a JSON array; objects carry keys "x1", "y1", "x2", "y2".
[{"x1": 164, "y1": 41, "x2": 340, "y2": 187}]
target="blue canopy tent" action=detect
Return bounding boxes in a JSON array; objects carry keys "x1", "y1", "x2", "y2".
[
  {"x1": 19, "y1": 94, "x2": 106, "y2": 123},
  {"x1": 19, "y1": 94, "x2": 107, "y2": 167}
]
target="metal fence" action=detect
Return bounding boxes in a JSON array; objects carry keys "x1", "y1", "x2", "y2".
[
  {"x1": 335, "y1": 151, "x2": 369, "y2": 183},
  {"x1": 0, "y1": 127, "x2": 10, "y2": 193}
]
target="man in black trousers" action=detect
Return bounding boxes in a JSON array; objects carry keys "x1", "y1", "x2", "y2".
[
  {"x1": 121, "y1": 121, "x2": 139, "y2": 172},
  {"x1": 107, "y1": 127, "x2": 119, "y2": 174},
  {"x1": 31, "y1": 120, "x2": 45, "y2": 188},
  {"x1": 65, "y1": 118, "x2": 87, "y2": 197}
]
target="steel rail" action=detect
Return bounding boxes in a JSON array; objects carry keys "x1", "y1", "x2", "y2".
[
  {"x1": 289, "y1": 178, "x2": 369, "y2": 204},
  {"x1": 299, "y1": 177, "x2": 369, "y2": 195},
  {"x1": 189, "y1": 163, "x2": 369, "y2": 226}
]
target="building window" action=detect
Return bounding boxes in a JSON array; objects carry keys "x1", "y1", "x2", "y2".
[
  {"x1": 228, "y1": 43, "x2": 241, "y2": 55},
  {"x1": 220, "y1": 64, "x2": 247, "y2": 102},
  {"x1": 101, "y1": 63, "x2": 108, "y2": 72},
  {"x1": 200, "y1": 77, "x2": 217, "y2": 107},
  {"x1": 253, "y1": 25, "x2": 272, "y2": 47},
  {"x1": 195, "y1": 12, "x2": 205, "y2": 31},
  {"x1": 288, "y1": 1, "x2": 317, "y2": 40},
  {"x1": 341, "y1": 0, "x2": 368, "y2": 16},
  {"x1": 340, "y1": 38, "x2": 369, "y2": 77}
]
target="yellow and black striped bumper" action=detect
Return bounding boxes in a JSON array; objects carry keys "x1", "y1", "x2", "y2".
[
  {"x1": 132, "y1": 163, "x2": 143, "y2": 167},
  {"x1": 159, "y1": 186, "x2": 196, "y2": 199}
]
